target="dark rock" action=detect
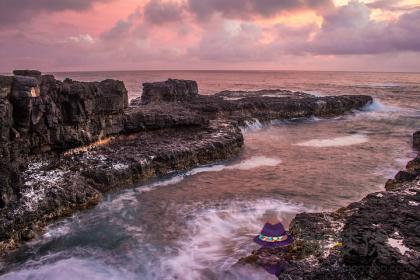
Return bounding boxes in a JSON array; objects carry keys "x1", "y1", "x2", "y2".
[
  {"x1": 123, "y1": 104, "x2": 208, "y2": 133},
  {"x1": 0, "y1": 161, "x2": 21, "y2": 208},
  {"x1": 11, "y1": 75, "x2": 40, "y2": 130},
  {"x1": 141, "y1": 79, "x2": 198, "y2": 104},
  {"x1": 0, "y1": 76, "x2": 13, "y2": 142},
  {"x1": 215, "y1": 89, "x2": 314, "y2": 99},
  {"x1": 1, "y1": 73, "x2": 129, "y2": 158},
  {"x1": 13, "y1": 70, "x2": 42, "y2": 80},
  {"x1": 414, "y1": 131, "x2": 420, "y2": 150},
  {"x1": 185, "y1": 93, "x2": 373, "y2": 125},
  {"x1": 0, "y1": 121, "x2": 243, "y2": 247}
]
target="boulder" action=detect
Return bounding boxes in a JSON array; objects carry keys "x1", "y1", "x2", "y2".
[{"x1": 141, "y1": 79, "x2": 198, "y2": 104}]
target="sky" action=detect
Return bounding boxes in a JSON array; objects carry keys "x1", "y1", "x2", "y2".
[{"x1": 0, "y1": 0, "x2": 420, "y2": 72}]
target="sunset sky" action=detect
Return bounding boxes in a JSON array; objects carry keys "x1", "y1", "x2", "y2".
[{"x1": 1, "y1": 0, "x2": 420, "y2": 72}]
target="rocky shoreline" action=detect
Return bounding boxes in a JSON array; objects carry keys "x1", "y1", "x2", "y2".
[
  {"x1": 239, "y1": 132, "x2": 420, "y2": 280},
  {"x1": 0, "y1": 71, "x2": 372, "y2": 253}
]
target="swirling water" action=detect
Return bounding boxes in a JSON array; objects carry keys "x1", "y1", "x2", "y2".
[{"x1": 1, "y1": 71, "x2": 420, "y2": 279}]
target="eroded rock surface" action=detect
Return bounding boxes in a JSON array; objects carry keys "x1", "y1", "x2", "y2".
[
  {"x1": 1, "y1": 71, "x2": 128, "y2": 161},
  {"x1": 240, "y1": 132, "x2": 420, "y2": 280},
  {"x1": 131, "y1": 85, "x2": 373, "y2": 125},
  {"x1": 140, "y1": 79, "x2": 198, "y2": 104}
]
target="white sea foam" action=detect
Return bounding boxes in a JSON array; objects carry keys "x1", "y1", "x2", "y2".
[
  {"x1": 0, "y1": 257, "x2": 137, "y2": 280},
  {"x1": 241, "y1": 119, "x2": 264, "y2": 132},
  {"x1": 357, "y1": 82, "x2": 401, "y2": 89},
  {"x1": 158, "y1": 199, "x2": 309, "y2": 280},
  {"x1": 362, "y1": 100, "x2": 405, "y2": 113},
  {"x1": 295, "y1": 134, "x2": 368, "y2": 148},
  {"x1": 43, "y1": 224, "x2": 71, "y2": 239},
  {"x1": 189, "y1": 156, "x2": 281, "y2": 175},
  {"x1": 353, "y1": 100, "x2": 418, "y2": 121},
  {"x1": 102, "y1": 156, "x2": 282, "y2": 213}
]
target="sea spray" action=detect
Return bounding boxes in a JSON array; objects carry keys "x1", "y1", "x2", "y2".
[
  {"x1": 158, "y1": 199, "x2": 311, "y2": 280},
  {"x1": 241, "y1": 119, "x2": 264, "y2": 133}
]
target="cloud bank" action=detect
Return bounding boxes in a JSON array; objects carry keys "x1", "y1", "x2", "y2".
[{"x1": 0, "y1": 0, "x2": 420, "y2": 72}]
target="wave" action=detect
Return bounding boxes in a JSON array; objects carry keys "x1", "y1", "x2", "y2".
[
  {"x1": 157, "y1": 199, "x2": 310, "y2": 280},
  {"x1": 240, "y1": 119, "x2": 264, "y2": 132},
  {"x1": 355, "y1": 82, "x2": 401, "y2": 89},
  {"x1": 295, "y1": 134, "x2": 368, "y2": 148},
  {"x1": 0, "y1": 257, "x2": 137, "y2": 280},
  {"x1": 361, "y1": 100, "x2": 407, "y2": 113},
  {"x1": 96, "y1": 156, "x2": 282, "y2": 214}
]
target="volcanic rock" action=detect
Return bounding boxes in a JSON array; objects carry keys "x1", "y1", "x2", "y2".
[{"x1": 141, "y1": 79, "x2": 198, "y2": 104}]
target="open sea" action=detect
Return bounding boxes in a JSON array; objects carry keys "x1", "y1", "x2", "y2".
[{"x1": 1, "y1": 71, "x2": 420, "y2": 279}]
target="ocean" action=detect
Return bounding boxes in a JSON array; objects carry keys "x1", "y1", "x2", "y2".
[{"x1": 1, "y1": 71, "x2": 420, "y2": 279}]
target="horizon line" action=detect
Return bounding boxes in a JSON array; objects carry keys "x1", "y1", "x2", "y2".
[{"x1": 2, "y1": 69, "x2": 420, "y2": 75}]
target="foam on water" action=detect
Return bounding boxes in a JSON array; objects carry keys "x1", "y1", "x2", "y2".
[
  {"x1": 241, "y1": 119, "x2": 264, "y2": 132},
  {"x1": 0, "y1": 257, "x2": 137, "y2": 280},
  {"x1": 362, "y1": 100, "x2": 405, "y2": 113},
  {"x1": 351, "y1": 99, "x2": 419, "y2": 122},
  {"x1": 98, "y1": 156, "x2": 282, "y2": 215},
  {"x1": 295, "y1": 134, "x2": 368, "y2": 148},
  {"x1": 189, "y1": 156, "x2": 282, "y2": 175},
  {"x1": 156, "y1": 199, "x2": 310, "y2": 280}
]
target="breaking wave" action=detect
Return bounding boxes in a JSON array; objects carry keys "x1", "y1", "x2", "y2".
[{"x1": 156, "y1": 199, "x2": 310, "y2": 280}]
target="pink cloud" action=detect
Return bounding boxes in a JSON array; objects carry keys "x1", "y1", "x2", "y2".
[{"x1": 0, "y1": 0, "x2": 420, "y2": 72}]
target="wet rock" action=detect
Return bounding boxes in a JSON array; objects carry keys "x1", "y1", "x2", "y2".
[{"x1": 141, "y1": 79, "x2": 198, "y2": 104}]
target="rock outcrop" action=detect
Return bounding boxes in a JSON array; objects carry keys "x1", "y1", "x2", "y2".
[
  {"x1": 140, "y1": 79, "x2": 198, "y2": 104},
  {"x1": 0, "y1": 72, "x2": 373, "y2": 253},
  {"x1": 239, "y1": 132, "x2": 420, "y2": 280},
  {"x1": 131, "y1": 85, "x2": 373, "y2": 125},
  {"x1": 1, "y1": 71, "x2": 128, "y2": 161}
]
